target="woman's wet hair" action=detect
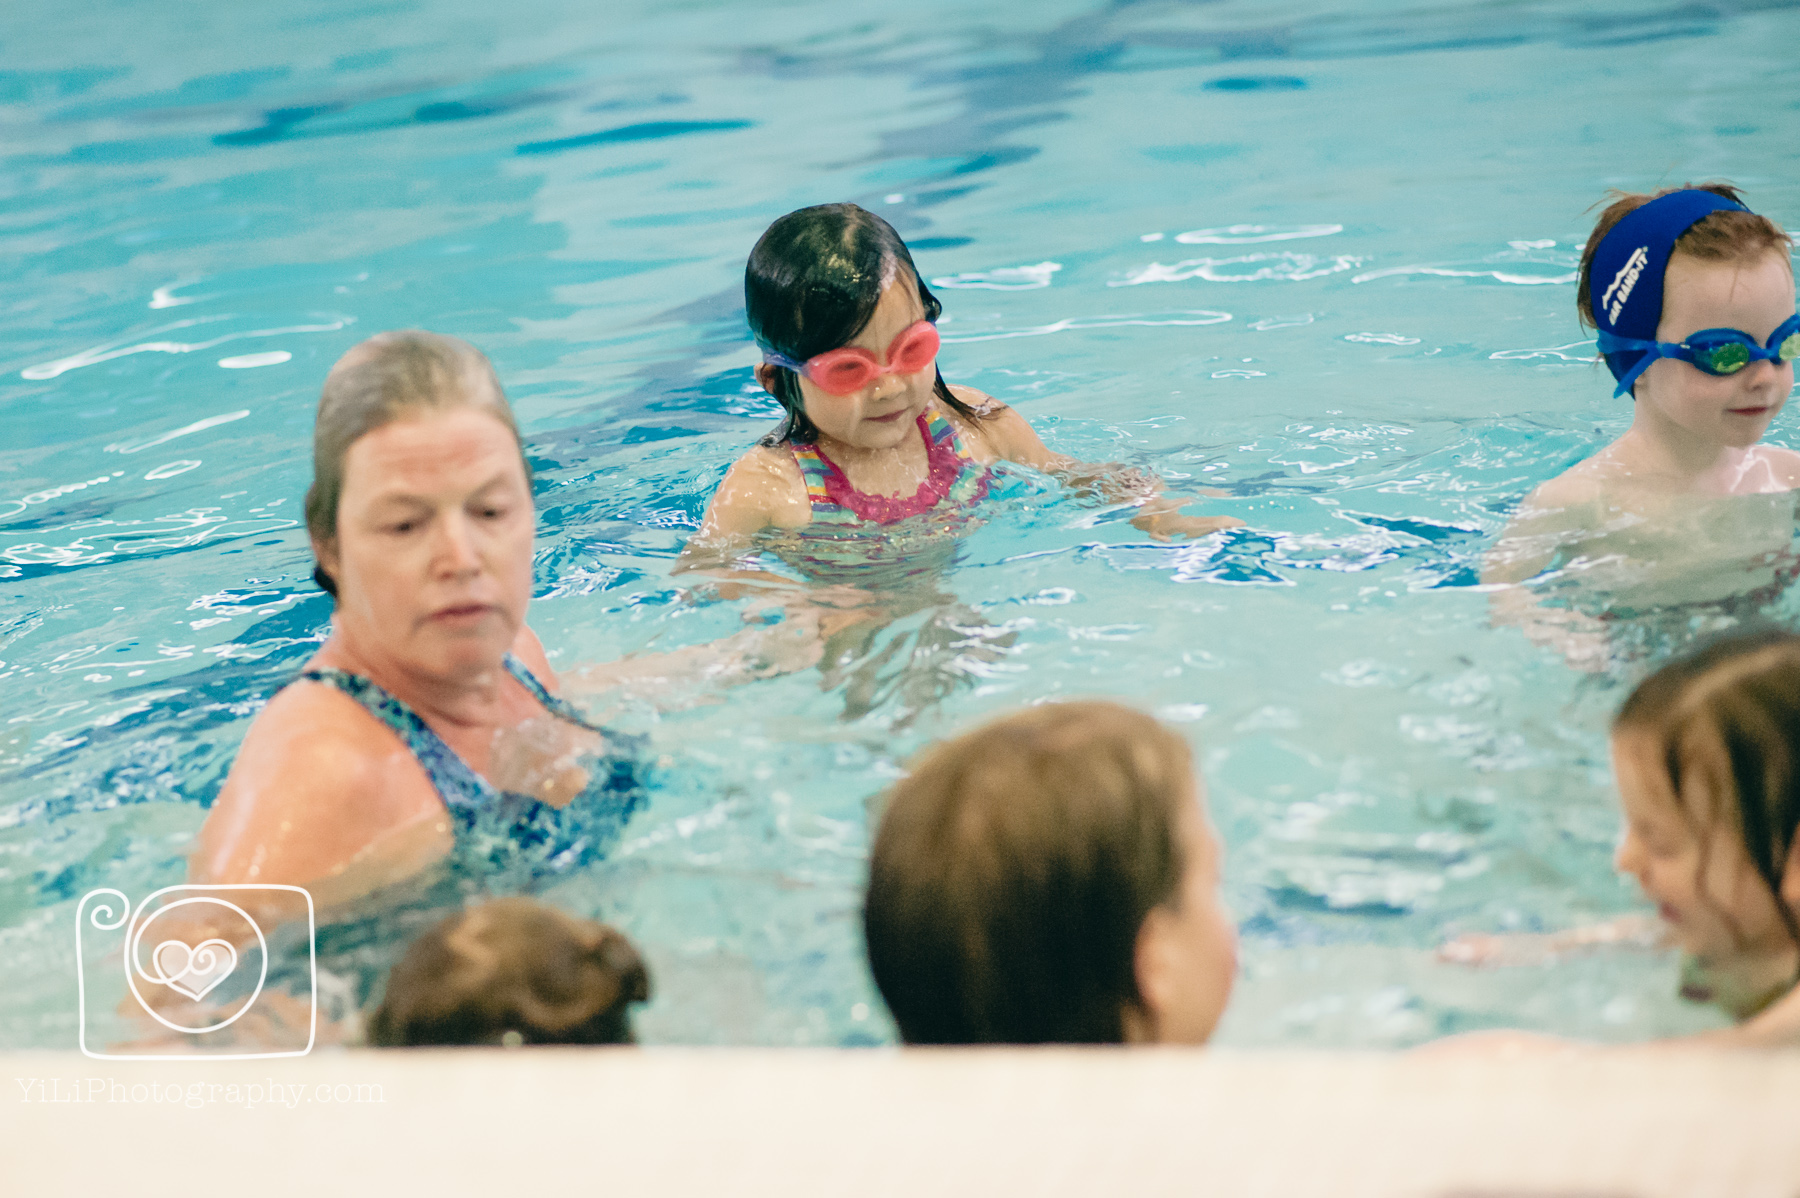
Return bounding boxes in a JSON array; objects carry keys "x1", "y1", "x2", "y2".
[
  {"x1": 1577, "y1": 182, "x2": 1793, "y2": 330},
  {"x1": 368, "y1": 897, "x2": 650, "y2": 1047},
  {"x1": 304, "y1": 330, "x2": 529, "y2": 597},
  {"x1": 1615, "y1": 629, "x2": 1800, "y2": 965},
  {"x1": 745, "y1": 202, "x2": 988, "y2": 445},
  {"x1": 863, "y1": 700, "x2": 1193, "y2": 1044}
]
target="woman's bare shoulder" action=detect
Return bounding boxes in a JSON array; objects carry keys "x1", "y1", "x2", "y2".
[{"x1": 199, "y1": 682, "x2": 438, "y2": 878}]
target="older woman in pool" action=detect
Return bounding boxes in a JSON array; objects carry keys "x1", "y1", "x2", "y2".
[{"x1": 191, "y1": 331, "x2": 811, "y2": 909}]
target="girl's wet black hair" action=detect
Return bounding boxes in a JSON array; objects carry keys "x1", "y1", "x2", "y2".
[{"x1": 745, "y1": 202, "x2": 987, "y2": 446}]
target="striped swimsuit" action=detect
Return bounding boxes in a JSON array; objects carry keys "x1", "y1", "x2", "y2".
[{"x1": 790, "y1": 406, "x2": 990, "y2": 526}]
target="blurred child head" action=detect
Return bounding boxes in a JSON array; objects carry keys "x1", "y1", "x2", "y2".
[
  {"x1": 369, "y1": 897, "x2": 650, "y2": 1046},
  {"x1": 863, "y1": 700, "x2": 1235, "y2": 1045},
  {"x1": 1613, "y1": 630, "x2": 1800, "y2": 1017}
]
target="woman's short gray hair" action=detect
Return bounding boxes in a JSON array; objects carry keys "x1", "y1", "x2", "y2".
[{"x1": 304, "y1": 330, "x2": 528, "y2": 597}]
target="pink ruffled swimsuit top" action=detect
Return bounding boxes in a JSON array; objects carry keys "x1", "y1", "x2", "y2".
[{"x1": 790, "y1": 406, "x2": 990, "y2": 526}]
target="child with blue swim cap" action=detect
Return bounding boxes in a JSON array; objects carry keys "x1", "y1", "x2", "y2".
[{"x1": 1485, "y1": 185, "x2": 1800, "y2": 663}]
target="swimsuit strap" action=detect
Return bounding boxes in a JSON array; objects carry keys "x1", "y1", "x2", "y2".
[
  {"x1": 925, "y1": 404, "x2": 990, "y2": 507},
  {"x1": 500, "y1": 654, "x2": 606, "y2": 733},
  {"x1": 922, "y1": 405, "x2": 964, "y2": 455},
  {"x1": 790, "y1": 440, "x2": 857, "y2": 523},
  {"x1": 297, "y1": 652, "x2": 598, "y2": 820}
]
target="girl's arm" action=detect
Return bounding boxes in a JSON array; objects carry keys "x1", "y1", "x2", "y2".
[
  {"x1": 1437, "y1": 914, "x2": 1667, "y2": 966},
  {"x1": 951, "y1": 387, "x2": 1243, "y2": 541}
]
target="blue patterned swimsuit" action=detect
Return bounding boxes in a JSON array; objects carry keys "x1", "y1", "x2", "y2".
[{"x1": 297, "y1": 653, "x2": 646, "y2": 886}]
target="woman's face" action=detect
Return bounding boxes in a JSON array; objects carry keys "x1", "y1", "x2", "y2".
[
  {"x1": 317, "y1": 406, "x2": 535, "y2": 683},
  {"x1": 1611, "y1": 729, "x2": 1799, "y2": 1012},
  {"x1": 792, "y1": 274, "x2": 938, "y2": 453},
  {"x1": 1634, "y1": 252, "x2": 1796, "y2": 450}
]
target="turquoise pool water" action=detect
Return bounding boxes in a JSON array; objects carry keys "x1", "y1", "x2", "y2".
[{"x1": 6, "y1": 0, "x2": 1798, "y2": 1048}]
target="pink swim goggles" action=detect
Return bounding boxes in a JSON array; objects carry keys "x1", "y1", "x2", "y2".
[{"x1": 762, "y1": 320, "x2": 940, "y2": 395}]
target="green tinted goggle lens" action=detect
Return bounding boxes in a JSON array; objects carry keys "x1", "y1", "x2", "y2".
[
  {"x1": 1694, "y1": 341, "x2": 1752, "y2": 373},
  {"x1": 1781, "y1": 332, "x2": 1800, "y2": 362}
]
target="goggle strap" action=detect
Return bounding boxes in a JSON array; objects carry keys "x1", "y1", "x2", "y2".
[{"x1": 1610, "y1": 352, "x2": 1658, "y2": 398}]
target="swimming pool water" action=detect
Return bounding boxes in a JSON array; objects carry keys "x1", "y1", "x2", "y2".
[{"x1": 7, "y1": 0, "x2": 1799, "y2": 1048}]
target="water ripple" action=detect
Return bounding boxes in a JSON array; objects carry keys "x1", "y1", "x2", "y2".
[
  {"x1": 1112, "y1": 253, "x2": 1364, "y2": 286},
  {"x1": 1351, "y1": 264, "x2": 1576, "y2": 286},
  {"x1": 21, "y1": 315, "x2": 351, "y2": 380},
  {"x1": 930, "y1": 261, "x2": 1060, "y2": 290},
  {"x1": 941, "y1": 309, "x2": 1231, "y2": 342},
  {"x1": 1175, "y1": 223, "x2": 1342, "y2": 244}
]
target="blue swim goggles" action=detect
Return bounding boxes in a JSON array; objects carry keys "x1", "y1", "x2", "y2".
[{"x1": 1597, "y1": 313, "x2": 1800, "y2": 396}]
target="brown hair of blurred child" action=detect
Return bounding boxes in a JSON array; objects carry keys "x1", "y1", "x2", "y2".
[
  {"x1": 863, "y1": 700, "x2": 1235, "y2": 1044},
  {"x1": 370, "y1": 897, "x2": 650, "y2": 1046}
]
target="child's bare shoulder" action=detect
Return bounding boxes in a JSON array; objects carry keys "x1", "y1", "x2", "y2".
[
  {"x1": 726, "y1": 442, "x2": 805, "y2": 486},
  {"x1": 942, "y1": 386, "x2": 1045, "y2": 465},
  {"x1": 706, "y1": 442, "x2": 809, "y2": 533},
  {"x1": 1521, "y1": 461, "x2": 1611, "y2": 516},
  {"x1": 947, "y1": 383, "x2": 1008, "y2": 420},
  {"x1": 1754, "y1": 444, "x2": 1800, "y2": 489}
]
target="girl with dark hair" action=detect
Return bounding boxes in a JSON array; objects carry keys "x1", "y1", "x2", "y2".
[
  {"x1": 689, "y1": 202, "x2": 1241, "y2": 549},
  {"x1": 1443, "y1": 630, "x2": 1800, "y2": 1047}
]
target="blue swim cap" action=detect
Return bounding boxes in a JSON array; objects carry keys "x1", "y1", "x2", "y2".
[{"x1": 1589, "y1": 188, "x2": 1750, "y2": 396}]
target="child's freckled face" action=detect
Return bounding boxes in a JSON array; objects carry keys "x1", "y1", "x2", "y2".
[
  {"x1": 1635, "y1": 252, "x2": 1797, "y2": 448},
  {"x1": 798, "y1": 277, "x2": 937, "y2": 452}
]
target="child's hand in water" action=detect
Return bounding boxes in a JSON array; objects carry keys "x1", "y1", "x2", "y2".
[
  {"x1": 1437, "y1": 915, "x2": 1665, "y2": 966},
  {"x1": 1129, "y1": 495, "x2": 1246, "y2": 541}
]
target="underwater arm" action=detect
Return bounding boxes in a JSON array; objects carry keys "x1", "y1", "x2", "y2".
[
  {"x1": 960, "y1": 392, "x2": 1243, "y2": 541},
  {"x1": 1437, "y1": 914, "x2": 1667, "y2": 967},
  {"x1": 1483, "y1": 487, "x2": 1614, "y2": 672}
]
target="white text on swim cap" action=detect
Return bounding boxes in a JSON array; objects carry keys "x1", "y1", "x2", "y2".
[{"x1": 1601, "y1": 246, "x2": 1649, "y2": 324}]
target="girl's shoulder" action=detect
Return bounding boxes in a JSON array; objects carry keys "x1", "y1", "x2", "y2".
[
  {"x1": 947, "y1": 384, "x2": 1008, "y2": 420},
  {"x1": 941, "y1": 386, "x2": 1019, "y2": 461},
  {"x1": 702, "y1": 442, "x2": 811, "y2": 535},
  {"x1": 940, "y1": 386, "x2": 1063, "y2": 471}
]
